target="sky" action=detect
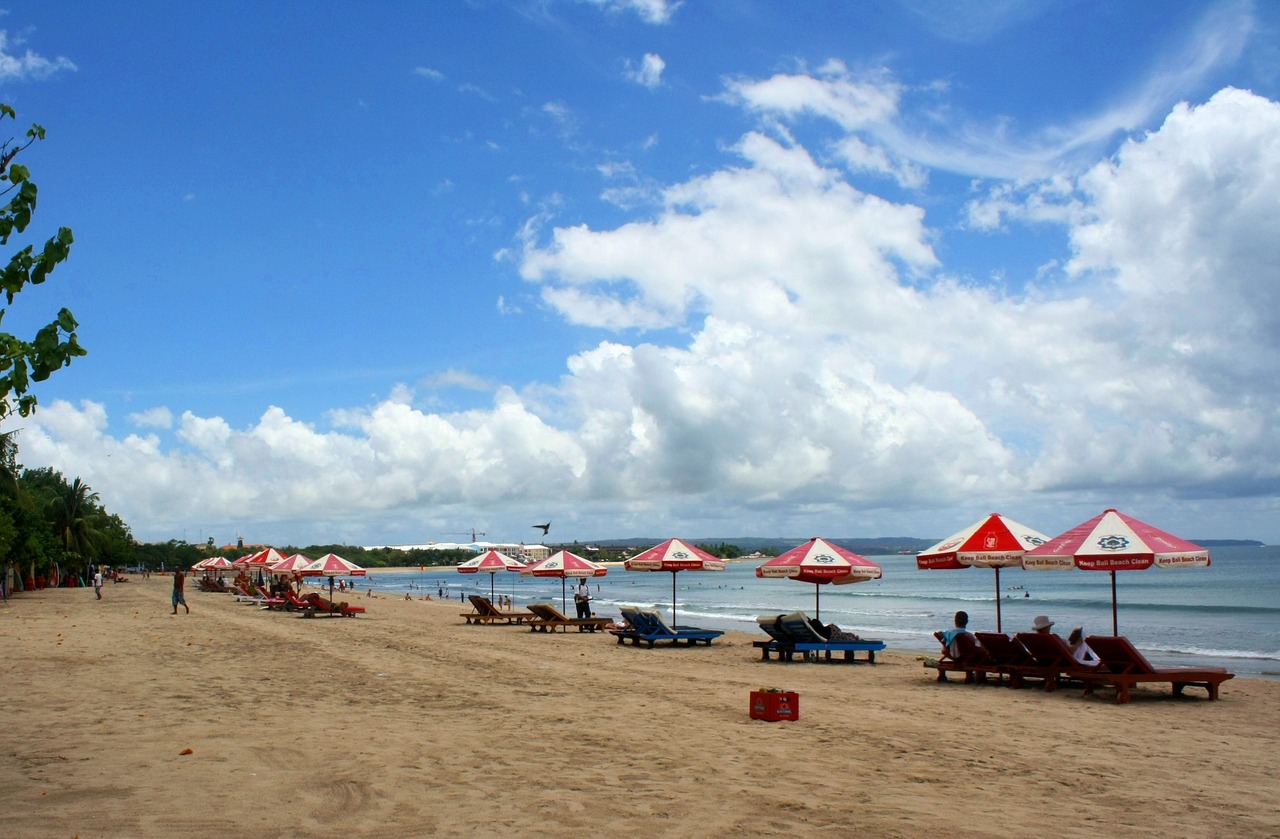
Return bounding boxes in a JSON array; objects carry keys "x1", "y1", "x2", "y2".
[{"x1": 1, "y1": 0, "x2": 1279, "y2": 548}]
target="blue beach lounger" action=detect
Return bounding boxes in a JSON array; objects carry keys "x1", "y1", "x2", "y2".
[
  {"x1": 777, "y1": 611, "x2": 886, "y2": 664},
  {"x1": 615, "y1": 609, "x2": 723, "y2": 648}
]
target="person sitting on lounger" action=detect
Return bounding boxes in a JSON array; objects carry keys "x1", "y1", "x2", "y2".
[
  {"x1": 1032, "y1": 615, "x2": 1099, "y2": 666},
  {"x1": 935, "y1": 610, "x2": 973, "y2": 658},
  {"x1": 1067, "y1": 626, "x2": 1099, "y2": 665}
]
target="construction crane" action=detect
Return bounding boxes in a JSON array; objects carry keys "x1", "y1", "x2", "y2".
[{"x1": 445, "y1": 528, "x2": 487, "y2": 542}]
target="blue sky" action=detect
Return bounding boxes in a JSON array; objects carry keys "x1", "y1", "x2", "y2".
[{"x1": 3, "y1": 0, "x2": 1280, "y2": 547}]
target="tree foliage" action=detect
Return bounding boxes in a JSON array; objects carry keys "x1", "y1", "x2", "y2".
[{"x1": 0, "y1": 103, "x2": 85, "y2": 419}]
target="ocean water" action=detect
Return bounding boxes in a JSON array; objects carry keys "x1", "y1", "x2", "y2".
[{"x1": 367, "y1": 545, "x2": 1280, "y2": 679}]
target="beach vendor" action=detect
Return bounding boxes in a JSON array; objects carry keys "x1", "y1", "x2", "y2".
[{"x1": 574, "y1": 578, "x2": 592, "y2": 619}]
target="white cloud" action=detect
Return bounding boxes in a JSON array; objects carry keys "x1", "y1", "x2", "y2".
[
  {"x1": 128, "y1": 407, "x2": 173, "y2": 429},
  {"x1": 625, "y1": 53, "x2": 665, "y2": 88},
  {"x1": 580, "y1": 0, "x2": 680, "y2": 25},
  {"x1": 413, "y1": 66, "x2": 444, "y2": 81},
  {"x1": 14, "y1": 76, "x2": 1280, "y2": 544},
  {"x1": 0, "y1": 30, "x2": 76, "y2": 81}
]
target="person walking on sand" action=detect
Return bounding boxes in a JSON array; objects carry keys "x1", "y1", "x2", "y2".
[
  {"x1": 93, "y1": 567, "x2": 103, "y2": 600},
  {"x1": 172, "y1": 569, "x2": 189, "y2": 615}
]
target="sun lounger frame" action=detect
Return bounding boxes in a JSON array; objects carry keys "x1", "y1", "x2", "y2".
[{"x1": 1079, "y1": 635, "x2": 1234, "y2": 703}]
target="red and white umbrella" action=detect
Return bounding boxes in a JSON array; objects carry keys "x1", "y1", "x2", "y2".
[
  {"x1": 201, "y1": 556, "x2": 234, "y2": 571},
  {"x1": 1022, "y1": 508, "x2": 1210, "y2": 635},
  {"x1": 756, "y1": 537, "x2": 882, "y2": 620},
  {"x1": 301, "y1": 553, "x2": 368, "y2": 601},
  {"x1": 457, "y1": 550, "x2": 528, "y2": 600},
  {"x1": 270, "y1": 553, "x2": 314, "y2": 575},
  {"x1": 233, "y1": 547, "x2": 288, "y2": 571},
  {"x1": 625, "y1": 539, "x2": 724, "y2": 626},
  {"x1": 521, "y1": 550, "x2": 607, "y2": 614},
  {"x1": 916, "y1": 513, "x2": 1050, "y2": 631}
]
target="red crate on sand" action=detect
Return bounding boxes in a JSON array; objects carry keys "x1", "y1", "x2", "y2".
[{"x1": 750, "y1": 690, "x2": 799, "y2": 722}]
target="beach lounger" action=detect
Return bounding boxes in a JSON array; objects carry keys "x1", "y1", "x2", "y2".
[
  {"x1": 754, "y1": 614, "x2": 798, "y2": 661},
  {"x1": 609, "y1": 606, "x2": 646, "y2": 645},
  {"x1": 460, "y1": 595, "x2": 535, "y2": 625},
  {"x1": 1013, "y1": 632, "x2": 1098, "y2": 692},
  {"x1": 301, "y1": 592, "x2": 365, "y2": 618},
  {"x1": 972, "y1": 631, "x2": 1050, "y2": 687},
  {"x1": 927, "y1": 630, "x2": 995, "y2": 683},
  {"x1": 526, "y1": 602, "x2": 612, "y2": 633},
  {"x1": 777, "y1": 611, "x2": 886, "y2": 664},
  {"x1": 614, "y1": 609, "x2": 723, "y2": 647},
  {"x1": 1080, "y1": 635, "x2": 1234, "y2": 703},
  {"x1": 232, "y1": 584, "x2": 271, "y2": 605}
]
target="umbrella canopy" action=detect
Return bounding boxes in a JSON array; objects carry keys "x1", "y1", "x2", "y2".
[
  {"x1": 301, "y1": 553, "x2": 368, "y2": 601},
  {"x1": 756, "y1": 537, "x2": 882, "y2": 620},
  {"x1": 521, "y1": 550, "x2": 606, "y2": 613},
  {"x1": 269, "y1": 553, "x2": 314, "y2": 576},
  {"x1": 233, "y1": 548, "x2": 288, "y2": 571},
  {"x1": 625, "y1": 539, "x2": 725, "y2": 626},
  {"x1": 916, "y1": 513, "x2": 1050, "y2": 631},
  {"x1": 1022, "y1": 508, "x2": 1210, "y2": 635},
  {"x1": 457, "y1": 550, "x2": 528, "y2": 599}
]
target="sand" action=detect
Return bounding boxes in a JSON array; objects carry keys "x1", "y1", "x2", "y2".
[{"x1": 2, "y1": 575, "x2": 1278, "y2": 839}]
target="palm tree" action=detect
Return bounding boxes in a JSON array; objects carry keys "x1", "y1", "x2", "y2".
[{"x1": 49, "y1": 476, "x2": 101, "y2": 567}]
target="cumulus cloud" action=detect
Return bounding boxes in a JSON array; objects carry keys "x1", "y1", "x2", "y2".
[
  {"x1": 0, "y1": 30, "x2": 76, "y2": 81},
  {"x1": 14, "y1": 72, "x2": 1280, "y2": 543},
  {"x1": 625, "y1": 53, "x2": 665, "y2": 88}
]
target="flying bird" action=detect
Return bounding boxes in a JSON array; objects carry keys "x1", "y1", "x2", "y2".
[{"x1": 532, "y1": 522, "x2": 551, "y2": 535}]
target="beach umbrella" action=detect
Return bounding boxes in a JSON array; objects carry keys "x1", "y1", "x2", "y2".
[
  {"x1": 916, "y1": 513, "x2": 1050, "y2": 632},
  {"x1": 270, "y1": 554, "x2": 313, "y2": 575},
  {"x1": 457, "y1": 550, "x2": 528, "y2": 601},
  {"x1": 301, "y1": 553, "x2": 368, "y2": 602},
  {"x1": 521, "y1": 550, "x2": 607, "y2": 614},
  {"x1": 1022, "y1": 508, "x2": 1210, "y2": 636},
  {"x1": 625, "y1": 539, "x2": 725, "y2": 627},
  {"x1": 756, "y1": 537, "x2": 882, "y2": 620},
  {"x1": 234, "y1": 548, "x2": 289, "y2": 585}
]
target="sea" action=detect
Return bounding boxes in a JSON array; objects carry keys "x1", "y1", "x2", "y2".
[{"x1": 363, "y1": 544, "x2": 1280, "y2": 680}]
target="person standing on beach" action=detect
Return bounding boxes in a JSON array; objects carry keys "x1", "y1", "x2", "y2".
[
  {"x1": 172, "y1": 569, "x2": 189, "y2": 615},
  {"x1": 93, "y1": 567, "x2": 103, "y2": 600},
  {"x1": 574, "y1": 577, "x2": 591, "y2": 619}
]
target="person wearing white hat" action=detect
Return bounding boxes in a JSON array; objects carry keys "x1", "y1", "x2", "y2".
[{"x1": 1031, "y1": 615, "x2": 1054, "y2": 633}]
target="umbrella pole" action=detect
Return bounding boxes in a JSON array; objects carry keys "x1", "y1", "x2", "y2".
[
  {"x1": 994, "y1": 566, "x2": 1002, "y2": 633},
  {"x1": 814, "y1": 583, "x2": 820, "y2": 621},
  {"x1": 671, "y1": 571, "x2": 677, "y2": 626},
  {"x1": 560, "y1": 577, "x2": 567, "y2": 614},
  {"x1": 489, "y1": 572, "x2": 495, "y2": 601},
  {"x1": 1111, "y1": 570, "x2": 1118, "y2": 636}
]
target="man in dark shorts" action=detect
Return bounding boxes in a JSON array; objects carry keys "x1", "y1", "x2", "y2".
[{"x1": 172, "y1": 569, "x2": 189, "y2": 615}]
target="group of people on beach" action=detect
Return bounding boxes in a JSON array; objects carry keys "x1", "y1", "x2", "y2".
[{"x1": 936, "y1": 610, "x2": 1098, "y2": 665}]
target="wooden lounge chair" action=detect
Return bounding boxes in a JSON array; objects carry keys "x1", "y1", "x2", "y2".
[
  {"x1": 526, "y1": 602, "x2": 612, "y2": 633},
  {"x1": 615, "y1": 609, "x2": 723, "y2": 648},
  {"x1": 460, "y1": 595, "x2": 534, "y2": 625},
  {"x1": 301, "y1": 592, "x2": 365, "y2": 618},
  {"x1": 1014, "y1": 632, "x2": 1098, "y2": 692},
  {"x1": 1080, "y1": 636, "x2": 1234, "y2": 703},
  {"x1": 927, "y1": 630, "x2": 994, "y2": 683},
  {"x1": 754, "y1": 614, "x2": 799, "y2": 661},
  {"x1": 777, "y1": 612, "x2": 887, "y2": 664},
  {"x1": 974, "y1": 632, "x2": 1042, "y2": 687}
]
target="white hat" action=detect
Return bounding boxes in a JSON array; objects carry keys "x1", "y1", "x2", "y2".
[{"x1": 1032, "y1": 615, "x2": 1054, "y2": 631}]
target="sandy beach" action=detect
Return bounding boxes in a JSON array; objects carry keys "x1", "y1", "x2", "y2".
[{"x1": 2, "y1": 575, "x2": 1277, "y2": 839}]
